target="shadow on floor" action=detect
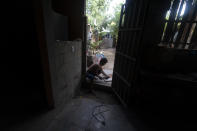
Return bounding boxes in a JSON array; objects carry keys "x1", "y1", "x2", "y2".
[{"x1": 6, "y1": 86, "x2": 197, "y2": 131}]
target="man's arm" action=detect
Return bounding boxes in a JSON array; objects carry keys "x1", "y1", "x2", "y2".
[
  {"x1": 97, "y1": 75, "x2": 103, "y2": 80},
  {"x1": 101, "y1": 69, "x2": 110, "y2": 79}
]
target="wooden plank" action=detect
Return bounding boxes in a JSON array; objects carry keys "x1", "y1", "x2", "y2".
[
  {"x1": 135, "y1": 0, "x2": 143, "y2": 27},
  {"x1": 33, "y1": 0, "x2": 54, "y2": 108},
  {"x1": 123, "y1": 4, "x2": 130, "y2": 28},
  {"x1": 163, "y1": 0, "x2": 180, "y2": 43},
  {"x1": 128, "y1": 0, "x2": 138, "y2": 28},
  {"x1": 116, "y1": 51, "x2": 136, "y2": 62},
  {"x1": 82, "y1": 16, "x2": 87, "y2": 76},
  {"x1": 114, "y1": 71, "x2": 131, "y2": 87},
  {"x1": 126, "y1": 1, "x2": 133, "y2": 28},
  {"x1": 186, "y1": 2, "x2": 197, "y2": 48},
  {"x1": 111, "y1": 86, "x2": 128, "y2": 108},
  {"x1": 116, "y1": 5, "x2": 125, "y2": 52},
  {"x1": 169, "y1": 0, "x2": 185, "y2": 44},
  {"x1": 123, "y1": 28, "x2": 129, "y2": 54},
  {"x1": 119, "y1": 27, "x2": 142, "y2": 31},
  {"x1": 125, "y1": 31, "x2": 132, "y2": 55},
  {"x1": 190, "y1": 23, "x2": 197, "y2": 49},
  {"x1": 119, "y1": 4, "x2": 125, "y2": 28},
  {"x1": 182, "y1": 0, "x2": 196, "y2": 48},
  {"x1": 175, "y1": 0, "x2": 192, "y2": 47},
  {"x1": 164, "y1": 20, "x2": 197, "y2": 23},
  {"x1": 130, "y1": 32, "x2": 137, "y2": 57}
]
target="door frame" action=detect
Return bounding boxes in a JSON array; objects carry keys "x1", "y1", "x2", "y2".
[{"x1": 33, "y1": 0, "x2": 54, "y2": 109}]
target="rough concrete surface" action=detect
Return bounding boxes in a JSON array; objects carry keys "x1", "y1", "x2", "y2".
[
  {"x1": 49, "y1": 41, "x2": 82, "y2": 107},
  {"x1": 8, "y1": 90, "x2": 144, "y2": 131},
  {"x1": 5, "y1": 41, "x2": 82, "y2": 131},
  {"x1": 46, "y1": 99, "x2": 135, "y2": 131}
]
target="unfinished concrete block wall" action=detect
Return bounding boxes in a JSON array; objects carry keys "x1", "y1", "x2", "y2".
[
  {"x1": 51, "y1": 41, "x2": 82, "y2": 106},
  {"x1": 42, "y1": 0, "x2": 82, "y2": 107},
  {"x1": 51, "y1": 0, "x2": 85, "y2": 41}
]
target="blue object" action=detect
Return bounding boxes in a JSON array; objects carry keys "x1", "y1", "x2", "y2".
[
  {"x1": 96, "y1": 53, "x2": 105, "y2": 59},
  {"x1": 86, "y1": 73, "x2": 95, "y2": 80}
]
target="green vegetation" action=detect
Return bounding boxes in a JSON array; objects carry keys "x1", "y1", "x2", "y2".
[
  {"x1": 108, "y1": 3, "x2": 122, "y2": 39},
  {"x1": 90, "y1": 40, "x2": 103, "y2": 54},
  {"x1": 86, "y1": 0, "x2": 111, "y2": 32},
  {"x1": 86, "y1": 0, "x2": 123, "y2": 40}
]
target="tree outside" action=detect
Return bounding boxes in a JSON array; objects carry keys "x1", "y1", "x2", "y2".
[{"x1": 86, "y1": 0, "x2": 125, "y2": 53}]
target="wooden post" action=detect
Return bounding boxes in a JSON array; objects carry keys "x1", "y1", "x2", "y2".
[{"x1": 33, "y1": 0, "x2": 54, "y2": 109}]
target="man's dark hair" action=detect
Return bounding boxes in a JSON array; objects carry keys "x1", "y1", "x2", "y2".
[{"x1": 99, "y1": 57, "x2": 108, "y2": 66}]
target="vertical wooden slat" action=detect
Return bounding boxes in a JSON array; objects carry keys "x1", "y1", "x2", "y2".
[
  {"x1": 124, "y1": 4, "x2": 132, "y2": 55},
  {"x1": 175, "y1": 0, "x2": 191, "y2": 47},
  {"x1": 189, "y1": 24, "x2": 197, "y2": 49},
  {"x1": 163, "y1": 0, "x2": 180, "y2": 43},
  {"x1": 124, "y1": 4, "x2": 130, "y2": 28},
  {"x1": 125, "y1": 31, "x2": 132, "y2": 55},
  {"x1": 169, "y1": 0, "x2": 185, "y2": 45},
  {"x1": 185, "y1": 2, "x2": 197, "y2": 48},
  {"x1": 134, "y1": 1, "x2": 148, "y2": 56},
  {"x1": 82, "y1": 16, "x2": 87, "y2": 76},
  {"x1": 135, "y1": 0, "x2": 143, "y2": 27},
  {"x1": 130, "y1": 32, "x2": 137, "y2": 57},
  {"x1": 116, "y1": 4, "x2": 125, "y2": 52},
  {"x1": 129, "y1": 0, "x2": 142, "y2": 57},
  {"x1": 134, "y1": 32, "x2": 141, "y2": 57},
  {"x1": 128, "y1": 0, "x2": 138, "y2": 28},
  {"x1": 33, "y1": 0, "x2": 54, "y2": 108},
  {"x1": 127, "y1": 1, "x2": 134, "y2": 28},
  {"x1": 180, "y1": 0, "x2": 193, "y2": 43},
  {"x1": 190, "y1": 12, "x2": 197, "y2": 49},
  {"x1": 117, "y1": 31, "x2": 124, "y2": 51},
  {"x1": 182, "y1": 0, "x2": 196, "y2": 48}
]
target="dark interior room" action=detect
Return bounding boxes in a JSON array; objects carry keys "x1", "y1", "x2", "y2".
[{"x1": 1, "y1": 0, "x2": 197, "y2": 131}]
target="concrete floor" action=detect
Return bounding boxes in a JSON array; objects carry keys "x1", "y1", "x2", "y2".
[
  {"x1": 46, "y1": 96, "x2": 134, "y2": 131},
  {"x1": 7, "y1": 89, "x2": 145, "y2": 131},
  {"x1": 6, "y1": 87, "x2": 196, "y2": 131}
]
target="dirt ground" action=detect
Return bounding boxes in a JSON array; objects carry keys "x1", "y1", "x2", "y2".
[{"x1": 100, "y1": 48, "x2": 116, "y2": 70}]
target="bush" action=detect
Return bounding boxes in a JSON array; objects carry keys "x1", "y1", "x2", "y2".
[{"x1": 90, "y1": 40, "x2": 103, "y2": 54}]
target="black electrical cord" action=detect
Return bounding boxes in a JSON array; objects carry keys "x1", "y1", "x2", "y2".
[
  {"x1": 83, "y1": 92, "x2": 111, "y2": 130},
  {"x1": 92, "y1": 104, "x2": 110, "y2": 126}
]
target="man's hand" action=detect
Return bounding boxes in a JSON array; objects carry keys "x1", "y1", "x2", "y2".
[
  {"x1": 97, "y1": 76, "x2": 103, "y2": 80},
  {"x1": 103, "y1": 76, "x2": 110, "y2": 79}
]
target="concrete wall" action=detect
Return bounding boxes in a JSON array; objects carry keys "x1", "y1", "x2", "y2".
[
  {"x1": 51, "y1": 0, "x2": 86, "y2": 76},
  {"x1": 101, "y1": 38, "x2": 113, "y2": 48},
  {"x1": 52, "y1": 0, "x2": 85, "y2": 17},
  {"x1": 51, "y1": 0, "x2": 85, "y2": 41},
  {"x1": 42, "y1": 0, "x2": 82, "y2": 107},
  {"x1": 0, "y1": 0, "x2": 82, "y2": 129},
  {"x1": 0, "y1": 0, "x2": 82, "y2": 112},
  {"x1": 51, "y1": 41, "x2": 82, "y2": 106}
]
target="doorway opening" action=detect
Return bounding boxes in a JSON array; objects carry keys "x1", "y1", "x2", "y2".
[{"x1": 86, "y1": 0, "x2": 125, "y2": 86}]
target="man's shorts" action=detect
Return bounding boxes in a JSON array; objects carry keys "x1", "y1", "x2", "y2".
[{"x1": 86, "y1": 73, "x2": 95, "y2": 80}]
